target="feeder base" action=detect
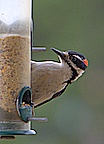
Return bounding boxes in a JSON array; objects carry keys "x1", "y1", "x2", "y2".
[{"x1": 0, "y1": 121, "x2": 36, "y2": 136}]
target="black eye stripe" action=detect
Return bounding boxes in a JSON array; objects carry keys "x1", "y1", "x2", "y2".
[
  {"x1": 69, "y1": 55, "x2": 86, "y2": 70},
  {"x1": 73, "y1": 59, "x2": 87, "y2": 70}
]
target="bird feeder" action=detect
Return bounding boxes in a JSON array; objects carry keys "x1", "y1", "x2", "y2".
[{"x1": 0, "y1": 0, "x2": 47, "y2": 139}]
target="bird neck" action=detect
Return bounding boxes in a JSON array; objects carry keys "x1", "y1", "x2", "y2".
[
  {"x1": 32, "y1": 60, "x2": 84, "y2": 84},
  {"x1": 32, "y1": 60, "x2": 72, "y2": 80}
]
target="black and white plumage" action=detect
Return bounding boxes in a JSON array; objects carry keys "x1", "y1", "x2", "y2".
[{"x1": 31, "y1": 48, "x2": 88, "y2": 108}]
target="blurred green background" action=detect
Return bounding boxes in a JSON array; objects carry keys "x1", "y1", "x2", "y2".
[{"x1": 1, "y1": 0, "x2": 104, "y2": 144}]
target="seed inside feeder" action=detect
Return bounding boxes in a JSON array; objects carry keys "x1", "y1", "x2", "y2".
[{"x1": 0, "y1": 35, "x2": 30, "y2": 120}]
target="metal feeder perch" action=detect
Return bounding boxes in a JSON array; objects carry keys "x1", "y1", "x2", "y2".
[{"x1": 0, "y1": 0, "x2": 47, "y2": 139}]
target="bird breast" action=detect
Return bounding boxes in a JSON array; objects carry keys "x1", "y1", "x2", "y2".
[{"x1": 31, "y1": 61, "x2": 72, "y2": 106}]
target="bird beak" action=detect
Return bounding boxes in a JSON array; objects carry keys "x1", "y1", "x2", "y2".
[
  {"x1": 51, "y1": 47, "x2": 65, "y2": 59},
  {"x1": 83, "y1": 59, "x2": 88, "y2": 66}
]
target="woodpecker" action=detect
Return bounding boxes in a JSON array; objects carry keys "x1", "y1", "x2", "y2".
[{"x1": 31, "y1": 48, "x2": 88, "y2": 108}]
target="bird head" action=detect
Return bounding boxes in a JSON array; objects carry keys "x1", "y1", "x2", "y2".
[
  {"x1": 51, "y1": 47, "x2": 88, "y2": 82},
  {"x1": 51, "y1": 47, "x2": 88, "y2": 70}
]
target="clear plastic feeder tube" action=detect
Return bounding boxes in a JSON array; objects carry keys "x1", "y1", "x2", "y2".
[
  {"x1": 0, "y1": 0, "x2": 33, "y2": 133},
  {"x1": 0, "y1": 0, "x2": 32, "y2": 36}
]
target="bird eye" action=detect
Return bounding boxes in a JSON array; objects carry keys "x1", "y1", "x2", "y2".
[
  {"x1": 72, "y1": 57, "x2": 77, "y2": 61},
  {"x1": 70, "y1": 56, "x2": 77, "y2": 62}
]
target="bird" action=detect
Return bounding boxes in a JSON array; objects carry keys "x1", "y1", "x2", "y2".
[{"x1": 31, "y1": 48, "x2": 88, "y2": 108}]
